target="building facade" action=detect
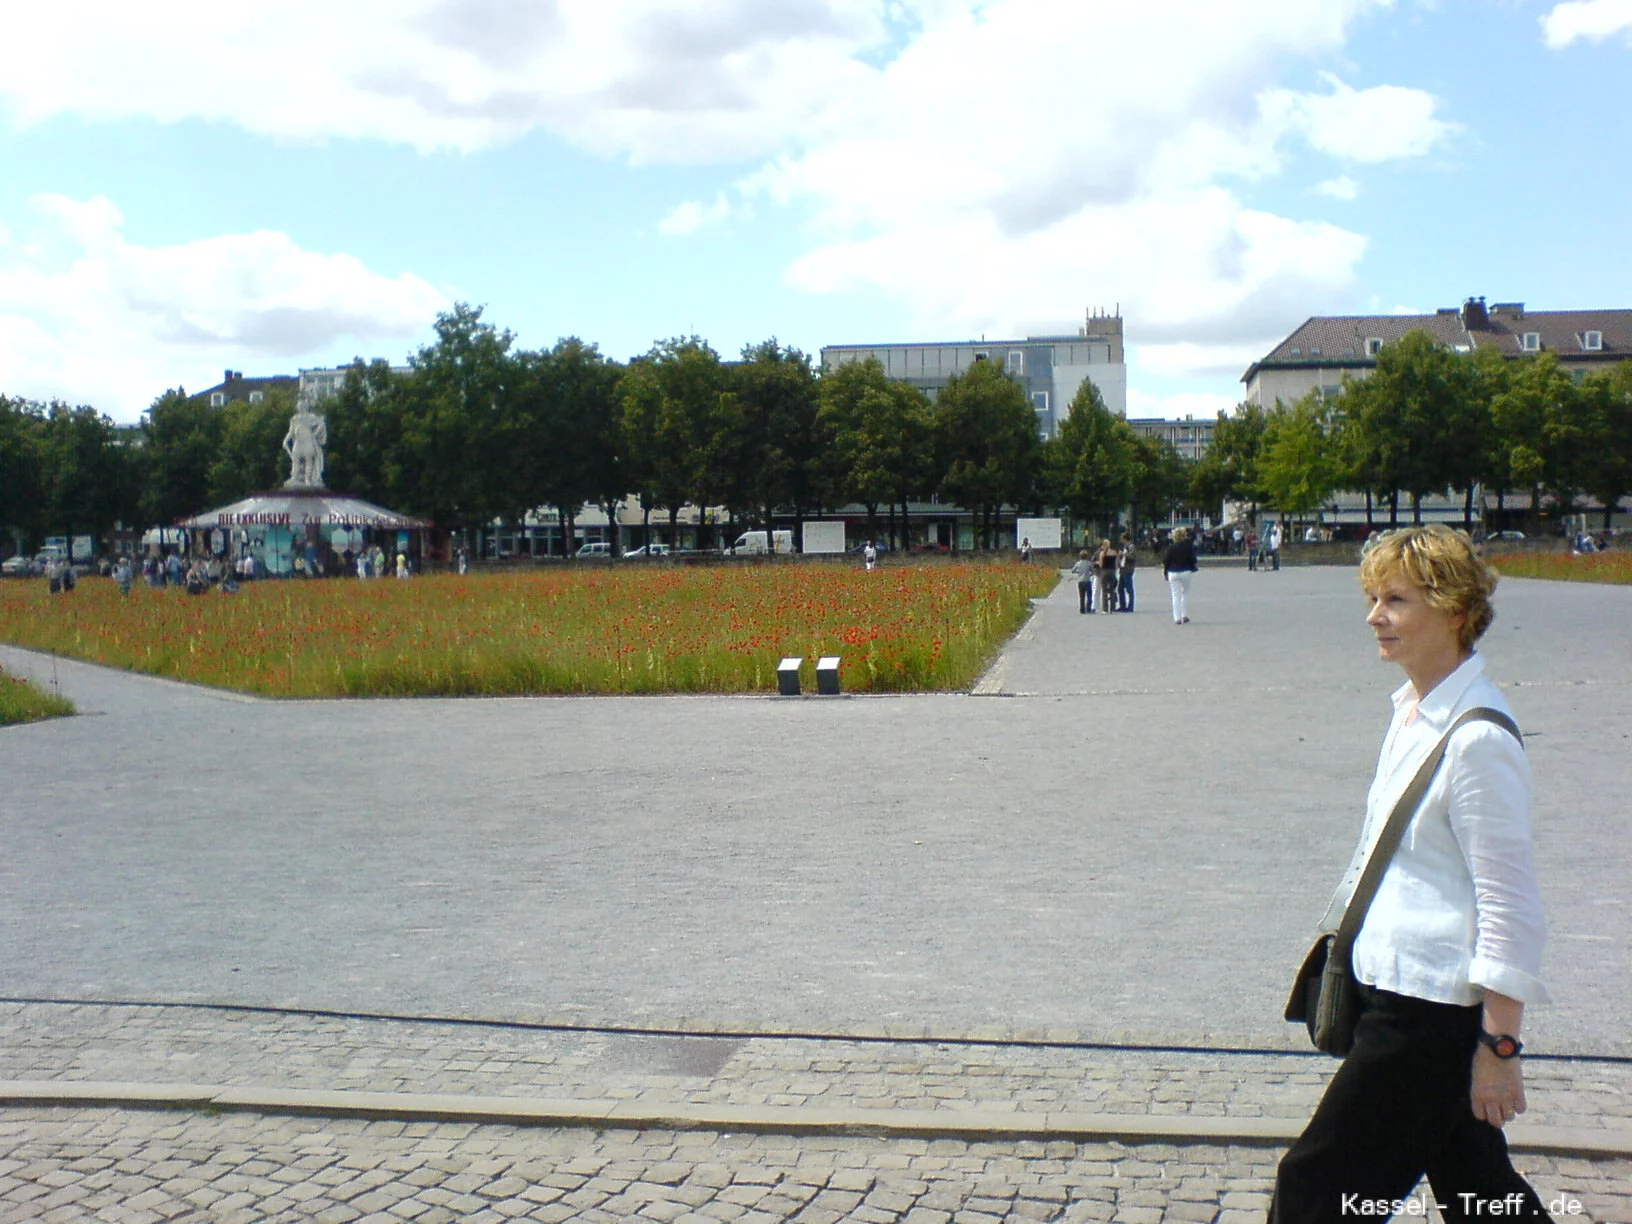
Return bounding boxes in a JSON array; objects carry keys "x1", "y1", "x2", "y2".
[
  {"x1": 191, "y1": 369, "x2": 299, "y2": 409},
  {"x1": 1127, "y1": 416, "x2": 1214, "y2": 462},
  {"x1": 1242, "y1": 297, "x2": 1632, "y2": 408},
  {"x1": 820, "y1": 309, "x2": 1126, "y2": 437}
]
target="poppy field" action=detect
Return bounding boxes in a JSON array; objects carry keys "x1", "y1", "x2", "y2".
[
  {"x1": 1488, "y1": 549, "x2": 1632, "y2": 585},
  {"x1": 0, "y1": 562, "x2": 1058, "y2": 699},
  {"x1": 0, "y1": 665, "x2": 74, "y2": 726}
]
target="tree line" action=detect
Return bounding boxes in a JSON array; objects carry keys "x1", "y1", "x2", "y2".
[
  {"x1": 1198, "y1": 331, "x2": 1632, "y2": 531},
  {"x1": 5, "y1": 310, "x2": 1629, "y2": 560},
  {"x1": 2, "y1": 304, "x2": 1190, "y2": 556}
]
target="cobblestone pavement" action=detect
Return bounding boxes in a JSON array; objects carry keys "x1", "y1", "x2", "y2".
[
  {"x1": 1, "y1": 1002, "x2": 1630, "y2": 1221},
  {"x1": 2, "y1": 1108, "x2": 1628, "y2": 1224},
  {"x1": 4, "y1": 1003, "x2": 1632, "y2": 1135}
]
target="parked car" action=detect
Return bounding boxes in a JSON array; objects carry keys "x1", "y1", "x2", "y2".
[
  {"x1": 623, "y1": 543, "x2": 671, "y2": 558},
  {"x1": 575, "y1": 542, "x2": 613, "y2": 558},
  {"x1": 1, "y1": 555, "x2": 34, "y2": 576},
  {"x1": 1488, "y1": 530, "x2": 1526, "y2": 542}
]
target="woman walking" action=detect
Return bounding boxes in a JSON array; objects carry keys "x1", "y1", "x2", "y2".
[
  {"x1": 1162, "y1": 528, "x2": 1198, "y2": 624},
  {"x1": 1271, "y1": 525, "x2": 1550, "y2": 1221}
]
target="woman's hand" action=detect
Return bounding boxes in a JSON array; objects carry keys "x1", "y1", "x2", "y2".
[{"x1": 1471, "y1": 1046, "x2": 1526, "y2": 1128}]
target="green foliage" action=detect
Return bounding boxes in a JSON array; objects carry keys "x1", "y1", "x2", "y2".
[
  {"x1": 818, "y1": 358, "x2": 933, "y2": 540},
  {"x1": 732, "y1": 340, "x2": 824, "y2": 530},
  {"x1": 0, "y1": 665, "x2": 75, "y2": 726},
  {"x1": 1258, "y1": 394, "x2": 1336, "y2": 519},
  {"x1": 1191, "y1": 401, "x2": 1267, "y2": 513},
  {"x1": 140, "y1": 388, "x2": 223, "y2": 524},
  {"x1": 208, "y1": 387, "x2": 293, "y2": 503},
  {"x1": 1044, "y1": 377, "x2": 1139, "y2": 529},
  {"x1": 932, "y1": 359, "x2": 1040, "y2": 547}
]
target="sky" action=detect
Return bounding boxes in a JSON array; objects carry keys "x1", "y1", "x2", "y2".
[{"x1": 1, "y1": 0, "x2": 1629, "y2": 426}]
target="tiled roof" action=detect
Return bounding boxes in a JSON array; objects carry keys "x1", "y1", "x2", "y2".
[
  {"x1": 190, "y1": 372, "x2": 299, "y2": 405},
  {"x1": 1244, "y1": 303, "x2": 1632, "y2": 383}
]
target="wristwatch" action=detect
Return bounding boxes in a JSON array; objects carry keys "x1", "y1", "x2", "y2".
[{"x1": 1477, "y1": 1030, "x2": 1524, "y2": 1059}]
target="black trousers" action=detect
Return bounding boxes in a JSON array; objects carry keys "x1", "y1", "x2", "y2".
[{"x1": 1271, "y1": 985, "x2": 1550, "y2": 1223}]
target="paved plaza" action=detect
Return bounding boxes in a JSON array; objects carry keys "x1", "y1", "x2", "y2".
[{"x1": 1, "y1": 562, "x2": 1629, "y2": 1221}]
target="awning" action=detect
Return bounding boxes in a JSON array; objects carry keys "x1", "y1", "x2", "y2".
[{"x1": 177, "y1": 490, "x2": 430, "y2": 531}]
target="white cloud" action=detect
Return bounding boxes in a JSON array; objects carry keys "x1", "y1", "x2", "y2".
[
  {"x1": 0, "y1": 0, "x2": 887, "y2": 160},
  {"x1": 1315, "y1": 176, "x2": 1361, "y2": 200},
  {"x1": 1542, "y1": 0, "x2": 1632, "y2": 47},
  {"x1": 1261, "y1": 75, "x2": 1457, "y2": 163},
  {"x1": 0, "y1": 194, "x2": 447, "y2": 420},
  {"x1": 0, "y1": 0, "x2": 1462, "y2": 415},
  {"x1": 658, "y1": 194, "x2": 734, "y2": 236}
]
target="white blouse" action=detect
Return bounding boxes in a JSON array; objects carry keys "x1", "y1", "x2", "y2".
[{"x1": 1322, "y1": 653, "x2": 1550, "y2": 1007}]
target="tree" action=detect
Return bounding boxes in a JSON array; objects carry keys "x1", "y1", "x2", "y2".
[
  {"x1": 1128, "y1": 433, "x2": 1189, "y2": 537},
  {"x1": 511, "y1": 338, "x2": 625, "y2": 555},
  {"x1": 0, "y1": 397, "x2": 47, "y2": 553},
  {"x1": 208, "y1": 388, "x2": 294, "y2": 504},
  {"x1": 1491, "y1": 352, "x2": 1586, "y2": 526},
  {"x1": 42, "y1": 402, "x2": 127, "y2": 553},
  {"x1": 1043, "y1": 378, "x2": 1139, "y2": 540},
  {"x1": 619, "y1": 337, "x2": 729, "y2": 549},
  {"x1": 140, "y1": 388, "x2": 223, "y2": 525},
  {"x1": 324, "y1": 359, "x2": 408, "y2": 506},
  {"x1": 732, "y1": 340, "x2": 823, "y2": 550},
  {"x1": 1339, "y1": 330, "x2": 1463, "y2": 524},
  {"x1": 397, "y1": 303, "x2": 519, "y2": 532},
  {"x1": 1192, "y1": 401, "x2": 1267, "y2": 522},
  {"x1": 818, "y1": 358, "x2": 933, "y2": 549},
  {"x1": 1258, "y1": 394, "x2": 1336, "y2": 525},
  {"x1": 1579, "y1": 360, "x2": 1632, "y2": 529},
  {"x1": 932, "y1": 359, "x2": 1039, "y2": 548}
]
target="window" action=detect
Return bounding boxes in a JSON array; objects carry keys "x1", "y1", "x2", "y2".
[
  {"x1": 1289, "y1": 347, "x2": 1301, "y2": 357},
  {"x1": 1032, "y1": 391, "x2": 1049, "y2": 414},
  {"x1": 210, "y1": 392, "x2": 226, "y2": 407},
  {"x1": 1007, "y1": 350, "x2": 1025, "y2": 375},
  {"x1": 1310, "y1": 347, "x2": 1322, "y2": 357},
  {"x1": 972, "y1": 350, "x2": 989, "y2": 363},
  {"x1": 1365, "y1": 338, "x2": 1384, "y2": 356},
  {"x1": 248, "y1": 391, "x2": 264, "y2": 404},
  {"x1": 1583, "y1": 330, "x2": 1603, "y2": 351},
  {"x1": 1521, "y1": 332, "x2": 1541, "y2": 352}
]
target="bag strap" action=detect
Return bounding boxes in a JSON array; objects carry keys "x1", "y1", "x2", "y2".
[{"x1": 1332, "y1": 706, "x2": 1521, "y2": 952}]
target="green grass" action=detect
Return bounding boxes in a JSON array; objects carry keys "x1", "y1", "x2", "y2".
[
  {"x1": 0, "y1": 562, "x2": 1060, "y2": 698},
  {"x1": 0, "y1": 666, "x2": 75, "y2": 726},
  {"x1": 1487, "y1": 550, "x2": 1632, "y2": 585}
]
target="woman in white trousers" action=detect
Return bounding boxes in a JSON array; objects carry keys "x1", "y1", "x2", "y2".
[{"x1": 1162, "y1": 527, "x2": 1199, "y2": 625}]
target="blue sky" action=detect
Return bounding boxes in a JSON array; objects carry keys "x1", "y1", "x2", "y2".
[{"x1": 1, "y1": 0, "x2": 1628, "y2": 424}]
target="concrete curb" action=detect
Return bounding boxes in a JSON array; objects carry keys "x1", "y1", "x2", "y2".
[{"x1": 3, "y1": 1082, "x2": 1627, "y2": 1160}]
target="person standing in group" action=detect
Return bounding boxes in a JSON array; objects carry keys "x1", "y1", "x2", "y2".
[
  {"x1": 396, "y1": 553, "x2": 410, "y2": 580},
  {"x1": 1162, "y1": 527, "x2": 1198, "y2": 624},
  {"x1": 1117, "y1": 532, "x2": 1137, "y2": 613},
  {"x1": 1271, "y1": 525, "x2": 1550, "y2": 1222},
  {"x1": 1095, "y1": 539, "x2": 1117, "y2": 614},
  {"x1": 1264, "y1": 520, "x2": 1283, "y2": 571},
  {"x1": 1071, "y1": 549, "x2": 1095, "y2": 614}
]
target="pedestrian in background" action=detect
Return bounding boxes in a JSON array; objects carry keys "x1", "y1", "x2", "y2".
[
  {"x1": 1163, "y1": 527, "x2": 1198, "y2": 625},
  {"x1": 1117, "y1": 532, "x2": 1137, "y2": 612},
  {"x1": 1071, "y1": 549, "x2": 1094, "y2": 614}
]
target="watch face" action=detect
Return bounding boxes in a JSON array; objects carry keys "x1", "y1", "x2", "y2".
[{"x1": 1494, "y1": 1036, "x2": 1520, "y2": 1058}]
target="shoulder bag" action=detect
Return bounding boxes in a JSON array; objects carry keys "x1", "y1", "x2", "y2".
[{"x1": 1284, "y1": 706, "x2": 1522, "y2": 1056}]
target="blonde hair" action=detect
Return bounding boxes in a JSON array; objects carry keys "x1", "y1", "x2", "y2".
[
  {"x1": 1359, "y1": 525, "x2": 1496, "y2": 651},
  {"x1": 1172, "y1": 528, "x2": 1189, "y2": 543}
]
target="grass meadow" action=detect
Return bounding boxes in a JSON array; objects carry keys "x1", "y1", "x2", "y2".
[
  {"x1": 0, "y1": 562, "x2": 1059, "y2": 699},
  {"x1": 0, "y1": 666, "x2": 75, "y2": 726},
  {"x1": 1487, "y1": 549, "x2": 1632, "y2": 585}
]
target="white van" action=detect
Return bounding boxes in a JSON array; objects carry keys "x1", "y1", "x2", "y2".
[
  {"x1": 575, "y1": 542, "x2": 613, "y2": 558},
  {"x1": 730, "y1": 530, "x2": 793, "y2": 555}
]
